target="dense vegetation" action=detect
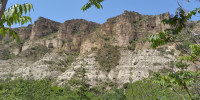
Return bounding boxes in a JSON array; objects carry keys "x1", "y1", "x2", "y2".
[
  {"x1": 0, "y1": 49, "x2": 15, "y2": 60},
  {"x1": 128, "y1": 40, "x2": 136, "y2": 51},
  {"x1": 18, "y1": 45, "x2": 49, "y2": 61},
  {"x1": 59, "y1": 51, "x2": 80, "y2": 72},
  {"x1": 97, "y1": 45, "x2": 120, "y2": 72},
  {"x1": 0, "y1": 78, "x2": 189, "y2": 100}
]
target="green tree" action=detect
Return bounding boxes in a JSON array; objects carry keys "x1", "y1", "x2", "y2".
[
  {"x1": 148, "y1": 3, "x2": 200, "y2": 100},
  {"x1": 77, "y1": 62, "x2": 90, "y2": 100},
  {"x1": 0, "y1": 1, "x2": 33, "y2": 41},
  {"x1": 81, "y1": 0, "x2": 104, "y2": 11}
]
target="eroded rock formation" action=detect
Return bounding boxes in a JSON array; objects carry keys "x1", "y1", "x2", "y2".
[{"x1": 0, "y1": 10, "x2": 199, "y2": 87}]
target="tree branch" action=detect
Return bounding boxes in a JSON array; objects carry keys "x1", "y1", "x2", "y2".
[
  {"x1": 175, "y1": 43, "x2": 200, "y2": 63},
  {"x1": 171, "y1": 87, "x2": 186, "y2": 100},
  {"x1": 0, "y1": 0, "x2": 8, "y2": 21}
]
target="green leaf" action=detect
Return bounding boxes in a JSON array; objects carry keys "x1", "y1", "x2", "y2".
[
  {"x1": 0, "y1": 3, "x2": 33, "y2": 42},
  {"x1": 81, "y1": 0, "x2": 104, "y2": 11}
]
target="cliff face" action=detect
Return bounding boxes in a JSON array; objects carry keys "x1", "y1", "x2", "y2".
[
  {"x1": 99, "y1": 11, "x2": 170, "y2": 47},
  {"x1": 79, "y1": 11, "x2": 170, "y2": 53},
  {"x1": 8, "y1": 10, "x2": 170, "y2": 54},
  {"x1": 0, "y1": 11, "x2": 170, "y2": 54},
  {"x1": 58, "y1": 19, "x2": 100, "y2": 39},
  {"x1": 13, "y1": 24, "x2": 33, "y2": 40},
  {"x1": 0, "y1": 11, "x2": 198, "y2": 87},
  {"x1": 30, "y1": 17, "x2": 61, "y2": 40},
  {"x1": 57, "y1": 19, "x2": 100, "y2": 52}
]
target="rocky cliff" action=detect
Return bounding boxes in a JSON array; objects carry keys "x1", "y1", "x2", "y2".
[
  {"x1": 0, "y1": 10, "x2": 199, "y2": 87},
  {"x1": 30, "y1": 17, "x2": 61, "y2": 40}
]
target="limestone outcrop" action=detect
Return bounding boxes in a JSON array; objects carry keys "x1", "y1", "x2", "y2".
[
  {"x1": 0, "y1": 11, "x2": 199, "y2": 87},
  {"x1": 57, "y1": 19, "x2": 100, "y2": 52},
  {"x1": 30, "y1": 17, "x2": 61, "y2": 40}
]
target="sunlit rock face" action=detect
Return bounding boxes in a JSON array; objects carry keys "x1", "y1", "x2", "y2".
[
  {"x1": 30, "y1": 17, "x2": 61, "y2": 40},
  {"x1": 0, "y1": 10, "x2": 199, "y2": 87},
  {"x1": 0, "y1": 48, "x2": 176, "y2": 87},
  {"x1": 99, "y1": 11, "x2": 170, "y2": 47},
  {"x1": 0, "y1": 11, "x2": 171, "y2": 54},
  {"x1": 56, "y1": 49, "x2": 176, "y2": 87},
  {"x1": 57, "y1": 19, "x2": 100, "y2": 52}
]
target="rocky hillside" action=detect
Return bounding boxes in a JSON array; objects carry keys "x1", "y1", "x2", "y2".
[{"x1": 0, "y1": 10, "x2": 199, "y2": 87}]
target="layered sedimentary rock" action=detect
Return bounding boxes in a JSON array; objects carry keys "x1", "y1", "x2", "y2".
[{"x1": 0, "y1": 10, "x2": 199, "y2": 87}]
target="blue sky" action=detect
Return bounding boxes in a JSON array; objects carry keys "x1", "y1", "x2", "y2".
[{"x1": 7, "y1": 0, "x2": 200, "y2": 27}]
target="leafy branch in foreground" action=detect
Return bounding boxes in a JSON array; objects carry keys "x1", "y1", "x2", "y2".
[
  {"x1": 153, "y1": 53, "x2": 200, "y2": 99},
  {"x1": 81, "y1": 0, "x2": 104, "y2": 11},
  {"x1": 0, "y1": 3, "x2": 33, "y2": 42},
  {"x1": 149, "y1": 7, "x2": 200, "y2": 100},
  {"x1": 149, "y1": 7, "x2": 200, "y2": 48}
]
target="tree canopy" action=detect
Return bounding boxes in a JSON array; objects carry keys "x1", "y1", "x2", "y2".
[
  {"x1": 81, "y1": 0, "x2": 104, "y2": 11},
  {"x1": 0, "y1": 1, "x2": 33, "y2": 42},
  {"x1": 147, "y1": 1, "x2": 200, "y2": 99}
]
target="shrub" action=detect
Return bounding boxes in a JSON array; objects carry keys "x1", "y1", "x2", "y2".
[
  {"x1": 97, "y1": 45, "x2": 120, "y2": 72},
  {"x1": 125, "y1": 79, "x2": 183, "y2": 100},
  {"x1": 0, "y1": 79, "x2": 57, "y2": 100},
  {"x1": 175, "y1": 40, "x2": 194, "y2": 54},
  {"x1": 103, "y1": 88, "x2": 126, "y2": 100},
  {"x1": 4, "y1": 39, "x2": 13, "y2": 44},
  {"x1": 59, "y1": 52, "x2": 79, "y2": 72},
  {"x1": 153, "y1": 62, "x2": 162, "y2": 66},
  {"x1": 0, "y1": 49, "x2": 15, "y2": 60},
  {"x1": 18, "y1": 45, "x2": 49, "y2": 61},
  {"x1": 102, "y1": 35, "x2": 110, "y2": 41},
  {"x1": 0, "y1": 78, "x2": 189, "y2": 100},
  {"x1": 128, "y1": 40, "x2": 136, "y2": 51},
  {"x1": 91, "y1": 47, "x2": 97, "y2": 51}
]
